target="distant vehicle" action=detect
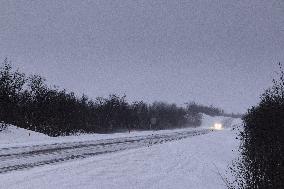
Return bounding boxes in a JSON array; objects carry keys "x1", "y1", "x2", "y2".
[{"x1": 213, "y1": 123, "x2": 223, "y2": 130}]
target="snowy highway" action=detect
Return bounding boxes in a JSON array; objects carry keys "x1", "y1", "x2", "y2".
[
  {"x1": 0, "y1": 115, "x2": 242, "y2": 189},
  {"x1": 0, "y1": 128, "x2": 213, "y2": 174}
]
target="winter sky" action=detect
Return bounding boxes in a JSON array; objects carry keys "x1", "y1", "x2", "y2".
[{"x1": 0, "y1": 0, "x2": 283, "y2": 113}]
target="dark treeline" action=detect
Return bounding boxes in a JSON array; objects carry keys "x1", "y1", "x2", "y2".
[
  {"x1": 186, "y1": 102, "x2": 224, "y2": 117},
  {"x1": 0, "y1": 59, "x2": 224, "y2": 136},
  {"x1": 231, "y1": 63, "x2": 284, "y2": 188},
  {"x1": 186, "y1": 102, "x2": 243, "y2": 118}
]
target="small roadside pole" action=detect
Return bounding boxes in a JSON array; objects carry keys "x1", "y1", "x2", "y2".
[
  {"x1": 150, "y1": 117, "x2": 157, "y2": 130},
  {"x1": 149, "y1": 117, "x2": 157, "y2": 147}
]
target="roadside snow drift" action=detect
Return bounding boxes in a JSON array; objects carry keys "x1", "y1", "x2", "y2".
[{"x1": 0, "y1": 125, "x2": 50, "y2": 145}]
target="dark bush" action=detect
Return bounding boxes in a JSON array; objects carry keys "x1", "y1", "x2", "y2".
[{"x1": 231, "y1": 63, "x2": 284, "y2": 188}]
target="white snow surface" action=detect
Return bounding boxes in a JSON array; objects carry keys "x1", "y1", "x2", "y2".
[
  {"x1": 0, "y1": 125, "x2": 50, "y2": 145},
  {"x1": 0, "y1": 115, "x2": 242, "y2": 189}
]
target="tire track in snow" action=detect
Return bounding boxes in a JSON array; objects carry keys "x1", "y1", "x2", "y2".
[{"x1": 0, "y1": 129, "x2": 212, "y2": 174}]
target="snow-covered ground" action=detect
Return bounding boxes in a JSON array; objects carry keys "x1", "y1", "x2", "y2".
[
  {"x1": 0, "y1": 125, "x2": 50, "y2": 146},
  {"x1": 0, "y1": 115, "x2": 242, "y2": 189}
]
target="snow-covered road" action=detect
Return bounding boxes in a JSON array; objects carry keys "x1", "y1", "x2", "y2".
[
  {"x1": 0, "y1": 129, "x2": 212, "y2": 174},
  {"x1": 0, "y1": 126, "x2": 241, "y2": 189},
  {"x1": 0, "y1": 115, "x2": 242, "y2": 189}
]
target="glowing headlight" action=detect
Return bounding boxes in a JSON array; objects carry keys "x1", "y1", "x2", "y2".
[{"x1": 213, "y1": 123, "x2": 223, "y2": 130}]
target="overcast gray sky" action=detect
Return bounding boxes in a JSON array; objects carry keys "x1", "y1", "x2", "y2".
[{"x1": 1, "y1": 0, "x2": 283, "y2": 113}]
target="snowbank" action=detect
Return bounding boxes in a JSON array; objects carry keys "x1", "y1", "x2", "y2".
[{"x1": 0, "y1": 125, "x2": 50, "y2": 145}]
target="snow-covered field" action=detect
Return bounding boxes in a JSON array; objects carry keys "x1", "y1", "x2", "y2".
[{"x1": 0, "y1": 115, "x2": 242, "y2": 189}]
